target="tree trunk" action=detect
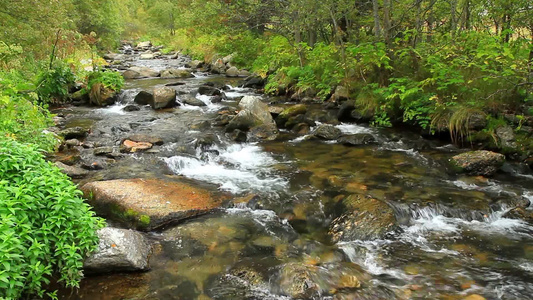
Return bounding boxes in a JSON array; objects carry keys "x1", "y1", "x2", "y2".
[
  {"x1": 383, "y1": 0, "x2": 392, "y2": 47},
  {"x1": 450, "y1": 0, "x2": 457, "y2": 39},
  {"x1": 372, "y1": 0, "x2": 381, "y2": 41}
]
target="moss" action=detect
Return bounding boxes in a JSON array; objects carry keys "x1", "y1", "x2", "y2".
[{"x1": 139, "y1": 215, "x2": 151, "y2": 226}]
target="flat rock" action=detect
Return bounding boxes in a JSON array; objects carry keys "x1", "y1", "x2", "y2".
[
  {"x1": 121, "y1": 140, "x2": 152, "y2": 153},
  {"x1": 81, "y1": 178, "x2": 230, "y2": 231},
  {"x1": 329, "y1": 195, "x2": 399, "y2": 242},
  {"x1": 84, "y1": 227, "x2": 150, "y2": 274},
  {"x1": 451, "y1": 150, "x2": 505, "y2": 176}
]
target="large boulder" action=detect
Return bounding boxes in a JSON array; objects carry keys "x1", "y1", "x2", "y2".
[
  {"x1": 152, "y1": 87, "x2": 177, "y2": 109},
  {"x1": 276, "y1": 104, "x2": 308, "y2": 127},
  {"x1": 226, "y1": 96, "x2": 278, "y2": 140},
  {"x1": 186, "y1": 60, "x2": 204, "y2": 69},
  {"x1": 332, "y1": 85, "x2": 350, "y2": 102},
  {"x1": 198, "y1": 85, "x2": 221, "y2": 96},
  {"x1": 160, "y1": 68, "x2": 194, "y2": 79},
  {"x1": 210, "y1": 58, "x2": 226, "y2": 74},
  {"x1": 134, "y1": 91, "x2": 154, "y2": 106},
  {"x1": 81, "y1": 178, "x2": 230, "y2": 231},
  {"x1": 128, "y1": 67, "x2": 160, "y2": 78},
  {"x1": 242, "y1": 75, "x2": 265, "y2": 89},
  {"x1": 89, "y1": 83, "x2": 117, "y2": 107},
  {"x1": 329, "y1": 195, "x2": 399, "y2": 242},
  {"x1": 84, "y1": 227, "x2": 151, "y2": 274},
  {"x1": 122, "y1": 69, "x2": 141, "y2": 79},
  {"x1": 225, "y1": 66, "x2": 239, "y2": 77},
  {"x1": 450, "y1": 150, "x2": 505, "y2": 176},
  {"x1": 313, "y1": 124, "x2": 342, "y2": 140}
]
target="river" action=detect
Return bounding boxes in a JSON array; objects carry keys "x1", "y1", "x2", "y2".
[{"x1": 55, "y1": 54, "x2": 533, "y2": 300}]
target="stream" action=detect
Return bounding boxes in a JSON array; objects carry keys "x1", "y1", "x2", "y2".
[{"x1": 55, "y1": 54, "x2": 533, "y2": 300}]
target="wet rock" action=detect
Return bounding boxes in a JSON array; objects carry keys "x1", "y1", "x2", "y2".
[
  {"x1": 84, "y1": 227, "x2": 150, "y2": 274},
  {"x1": 54, "y1": 161, "x2": 89, "y2": 179},
  {"x1": 269, "y1": 106, "x2": 284, "y2": 117},
  {"x1": 279, "y1": 263, "x2": 319, "y2": 298},
  {"x1": 195, "y1": 134, "x2": 219, "y2": 150},
  {"x1": 65, "y1": 139, "x2": 81, "y2": 148},
  {"x1": 496, "y1": 126, "x2": 517, "y2": 149},
  {"x1": 130, "y1": 66, "x2": 160, "y2": 78},
  {"x1": 242, "y1": 75, "x2": 265, "y2": 89},
  {"x1": 213, "y1": 114, "x2": 233, "y2": 127},
  {"x1": 503, "y1": 207, "x2": 533, "y2": 224},
  {"x1": 123, "y1": 104, "x2": 140, "y2": 112},
  {"x1": 227, "y1": 96, "x2": 278, "y2": 140},
  {"x1": 337, "y1": 101, "x2": 355, "y2": 122},
  {"x1": 238, "y1": 96, "x2": 277, "y2": 128},
  {"x1": 225, "y1": 66, "x2": 239, "y2": 77},
  {"x1": 226, "y1": 111, "x2": 256, "y2": 132},
  {"x1": 182, "y1": 95, "x2": 207, "y2": 107},
  {"x1": 121, "y1": 140, "x2": 153, "y2": 153},
  {"x1": 313, "y1": 124, "x2": 342, "y2": 140},
  {"x1": 152, "y1": 87, "x2": 177, "y2": 109},
  {"x1": 333, "y1": 86, "x2": 350, "y2": 102},
  {"x1": 210, "y1": 58, "x2": 226, "y2": 74},
  {"x1": 133, "y1": 91, "x2": 154, "y2": 106},
  {"x1": 81, "y1": 178, "x2": 230, "y2": 231},
  {"x1": 186, "y1": 60, "x2": 204, "y2": 69},
  {"x1": 122, "y1": 70, "x2": 141, "y2": 80},
  {"x1": 229, "y1": 266, "x2": 264, "y2": 286},
  {"x1": 198, "y1": 85, "x2": 221, "y2": 96},
  {"x1": 277, "y1": 104, "x2": 308, "y2": 126},
  {"x1": 94, "y1": 146, "x2": 114, "y2": 156},
  {"x1": 350, "y1": 109, "x2": 373, "y2": 123},
  {"x1": 52, "y1": 151, "x2": 81, "y2": 165},
  {"x1": 140, "y1": 53, "x2": 155, "y2": 60},
  {"x1": 338, "y1": 134, "x2": 376, "y2": 146},
  {"x1": 329, "y1": 195, "x2": 399, "y2": 242},
  {"x1": 70, "y1": 89, "x2": 88, "y2": 103},
  {"x1": 239, "y1": 70, "x2": 251, "y2": 77},
  {"x1": 230, "y1": 129, "x2": 247, "y2": 142},
  {"x1": 247, "y1": 124, "x2": 278, "y2": 142},
  {"x1": 160, "y1": 68, "x2": 194, "y2": 79},
  {"x1": 59, "y1": 126, "x2": 89, "y2": 140},
  {"x1": 293, "y1": 123, "x2": 311, "y2": 135},
  {"x1": 450, "y1": 150, "x2": 505, "y2": 176},
  {"x1": 89, "y1": 84, "x2": 117, "y2": 107},
  {"x1": 467, "y1": 113, "x2": 487, "y2": 130},
  {"x1": 190, "y1": 121, "x2": 210, "y2": 131}
]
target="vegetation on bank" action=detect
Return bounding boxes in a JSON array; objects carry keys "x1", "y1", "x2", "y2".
[{"x1": 136, "y1": 0, "x2": 532, "y2": 155}]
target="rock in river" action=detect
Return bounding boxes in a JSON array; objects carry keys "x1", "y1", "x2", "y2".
[
  {"x1": 152, "y1": 87, "x2": 177, "y2": 109},
  {"x1": 329, "y1": 195, "x2": 399, "y2": 242},
  {"x1": 450, "y1": 150, "x2": 505, "y2": 176},
  {"x1": 84, "y1": 227, "x2": 151, "y2": 274},
  {"x1": 226, "y1": 96, "x2": 278, "y2": 140},
  {"x1": 160, "y1": 68, "x2": 194, "y2": 79},
  {"x1": 313, "y1": 124, "x2": 342, "y2": 140},
  {"x1": 81, "y1": 178, "x2": 230, "y2": 231}
]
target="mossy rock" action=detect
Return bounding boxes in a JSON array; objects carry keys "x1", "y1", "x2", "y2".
[{"x1": 450, "y1": 150, "x2": 505, "y2": 176}]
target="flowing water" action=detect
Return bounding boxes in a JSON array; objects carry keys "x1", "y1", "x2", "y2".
[{"x1": 56, "y1": 56, "x2": 533, "y2": 300}]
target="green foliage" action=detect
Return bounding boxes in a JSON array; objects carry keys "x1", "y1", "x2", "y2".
[
  {"x1": 36, "y1": 63, "x2": 76, "y2": 105},
  {"x1": 85, "y1": 69, "x2": 125, "y2": 93},
  {"x1": 0, "y1": 138, "x2": 105, "y2": 299},
  {"x1": 0, "y1": 70, "x2": 58, "y2": 151}
]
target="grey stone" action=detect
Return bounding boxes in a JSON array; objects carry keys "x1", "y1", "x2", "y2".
[
  {"x1": 313, "y1": 124, "x2": 342, "y2": 140},
  {"x1": 55, "y1": 162, "x2": 89, "y2": 179},
  {"x1": 84, "y1": 227, "x2": 151, "y2": 274},
  {"x1": 451, "y1": 150, "x2": 505, "y2": 176}
]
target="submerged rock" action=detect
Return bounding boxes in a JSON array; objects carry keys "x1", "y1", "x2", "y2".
[
  {"x1": 329, "y1": 195, "x2": 399, "y2": 242},
  {"x1": 81, "y1": 178, "x2": 229, "y2": 231},
  {"x1": 503, "y1": 207, "x2": 533, "y2": 224},
  {"x1": 279, "y1": 263, "x2": 320, "y2": 298},
  {"x1": 313, "y1": 124, "x2": 342, "y2": 140},
  {"x1": 450, "y1": 150, "x2": 505, "y2": 176},
  {"x1": 84, "y1": 227, "x2": 151, "y2": 274},
  {"x1": 338, "y1": 134, "x2": 376, "y2": 146}
]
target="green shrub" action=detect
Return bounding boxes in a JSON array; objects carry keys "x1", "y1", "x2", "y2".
[
  {"x1": 0, "y1": 138, "x2": 105, "y2": 299},
  {"x1": 85, "y1": 69, "x2": 124, "y2": 93},
  {"x1": 0, "y1": 70, "x2": 58, "y2": 151},
  {"x1": 35, "y1": 62, "x2": 75, "y2": 105}
]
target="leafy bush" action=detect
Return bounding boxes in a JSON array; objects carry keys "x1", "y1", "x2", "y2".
[
  {"x1": 85, "y1": 69, "x2": 124, "y2": 93},
  {"x1": 35, "y1": 62, "x2": 75, "y2": 105},
  {"x1": 0, "y1": 138, "x2": 105, "y2": 299},
  {"x1": 0, "y1": 70, "x2": 58, "y2": 151}
]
